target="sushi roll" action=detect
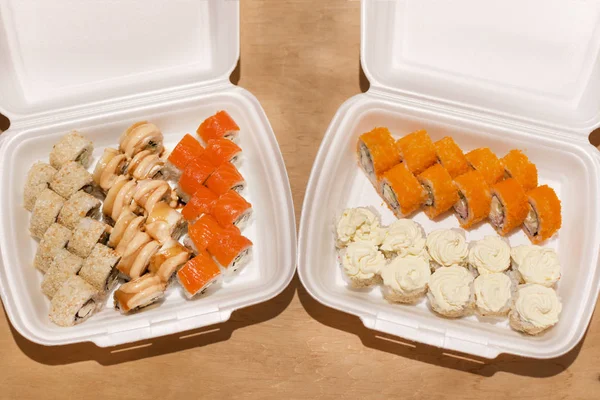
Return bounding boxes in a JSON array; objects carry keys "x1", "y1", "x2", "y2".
[
  {"x1": 127, "y1": 150, "x2": 167, "y2": 180},
  {"x1": 417, "y1": 164, "x2": 459, "y2": 219},
  {"x1": 489, "y1": 178, "x2": 528, "y2": 236},
  {"x1": 92, "y1": 148, "x2": 129, "y2": 191},
  {"x1": 57, "y1": 190, "x2": 102, "y2": 230},
  {"x1": 380, "y1": 219, "x2": 427, "y2": 258},
  {"x1": 149, "y1": 239, "x2": 191, "y2": 283},
  {"x1": 509, "y1": 284, "x2": 561, "y2": 335},
  {"x1": 380, "y1": 255, "x2": 431, "y2": 303},
  {"x1": 427, "y1": 265, "x2": 475, "y2": 318},
  {"x1": 117, "y1": 233, "x2": 159, "y2": 280},
  {"x1": 204, "y1": 138, "x2": 242, "y2": 166},
  {"x1": 204, "y1": 162, "x2": 245, "y2": 196},
  {"x1": 49, "y1": 161, "x2": 95, "y2": 199},
  {"x1": 473, "y1": 273, "x2": 513, "y2": 316},
  {"x1": 341, "y1": 241, "x2": 385, "y2": 288},
  {"x1": 41, "y1": 248, "x2": 84, "y2": 298},
  {"x1": 78, "y1": 243, "x2": 121, "y2": 292},
  {"x1": 145, "y1": 201, "x2": 186, "y2": 244},
  {"x1": 186, "y1": 214, "x2": 240, "y2": 252},
  {"x1": 426, "y1": 229, "x2": 468, "y2": 268},
  {"x1": 108, "y1": 209, "x2": 137, "y2": 248},
  {"x1": 335, "y1": 207, "x2": 383, "y2": 248},
  {"x1": 206, "y1": 232, "x2": 253, "y2": 272},
  {"x1": 211, "y1": 190, "x2": 252, "y2": 229},
  {"x1": 453, "y1": 170, "x2": 491, "y2": 228},
  {"x1": 49, "y1": 275, "x2": 102, "y2": 327},
  {"x1": 181, "y1": 186, "x2": 219, "y2": 221},
  {"x1": 114, "y1": 215, "x2": 146, "y2": 255},
  {"x1": 510, "y1": 245, "x2": 560, "y2": 287},
  {"x1": 356, "y1": 127, "x2": 400, "y2": 185},
  {"x1": 133, "y1": 179, "x2": 178, "y2": 214},
  {"x1": 119, "y1": 121, "x2": 164, "y2": 157},
  {"x1": 103, "y1": 176, "x2": 137, "y2": 222},
  {"x1": 395, "y1": 129, "x2": 437, "y2": 175},
  {"x1": 197, "y1": 111, "x2": 240, "y2": 143},
  {"x1": 67, "y1": 217, "x2": 111, "y2": 258},
  {"x1": 434, "y1": 137, "x2": 470, "y2": 178},
  {"x1": 49, "y1": 131, "x2": 94, "y2": 169},
  {"x1": 501, "y1": 150, "x2": 538, "y2": 192},
  {"x1": 166, "y1": 134, "x2": 205, "y2": 175},
  {"x1": 23, "y1": 162, "x2": 57, "y2": 211},
  {"x1": 523, "y1": 185, "x2": 562, "y2": 244},
  {"x1": 467, "y1": 236, "x2": 510, "y2": 274},
  {"x1": 33, "y1": 223, "x2": 72, "y2": 273},
  {"x1": 30, "y1": 188, "x2": 65, "y2": 239},
  {"x1": 465, "y1": 148, "x2": 504, "y2": 185},
  {"x1": 177, "y1": 250, "x2": 222, "y2": 297},
  {"x1": 177, "y1": 158, "x2": 217, "y2": 202},
  {"x1": 114, "y1": 274, "x2": 167, "y2": 313},
  {"x1": 379, "y1": 163, "x2": 427, "y2": 218}
]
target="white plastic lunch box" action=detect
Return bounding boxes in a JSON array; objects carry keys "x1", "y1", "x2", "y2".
[
  {"x1": 299, "y1": 0, "x2": 600, "y2": 359},
  {"x1": 0, "y1": 0, "x2": 296, "y2": 347}
]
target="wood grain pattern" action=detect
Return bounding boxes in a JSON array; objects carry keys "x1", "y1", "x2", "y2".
[{"x1": 1, "y1": 1, "x2": 600, "y2": 399}]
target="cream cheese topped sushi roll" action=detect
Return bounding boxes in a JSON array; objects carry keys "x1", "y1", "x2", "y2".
[
  {"x1": 49, "y1": 131, "x2": 94, "y2": 169},
  {"x1": 468, "y1": 236, "x2": 511, "y2": 274},
  {"x1": 427, "y1": 265, "x2": 475, "y2": 318},
  {"x1": 509, "y1": 284, "x2": 562, "y2": 335},
  {"x1": 511, "y1": 245, "x2": 560, "y2": 287},
  {"x1": 380, "y1": 255, "x2": 431, "y2": 303},
  {"x1": 380, "y1": 219, "x2": 427, "y2": 258},
  {"x1": 341, "y1": 242, "x2": 385, "y2": 288},
  {"x1": 473, "y1": 273, "x2": 513, "y2": 316},
  {"x1": 426, "y1": 229, "x2": 468, "y2": 268},
  {"x1": 335, "y1": 207, "x2": 383, "y2": 248}
]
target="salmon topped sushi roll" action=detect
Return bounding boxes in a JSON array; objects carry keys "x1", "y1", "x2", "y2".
[
  {"x1": 379, "y1": 163, "x2": 427, "y2": 218},
  {"x1": 489, "y1": 178, "x2": 529, "y2": 236},
  {"x1": 181, "y1": 186, "x2": 219, "y2": 221},
  {"x1": 186, "y1": 214, "x2": 240, "y2": 252},
  {"x1": 396, "y1": 130, "x2": 437, "y2": 175},
  {"x1": 434, "y1": 137, "x2": 471, "y2": 178},
  {"x1": 178, "y1": 158, "x2": 216, "y2": 202},
  {"x1": 205, "y1": 138, "x2": 242, "y2": 166},
  {"x1": 197, "y1": 111, "x2": 240, "y2": 143},
  {"x1": 145, "y1": 201, "x2": 186, "y2": 244},
  {"x1": 119, "y1": 121, "x2": 164, "y2": 157},
  {"x1": 114, "y1": 274, "x2": 167, "y2": 314},
  {"x1": 205, "y1": 162, "x2": 245, "y2": 196},
  {"x1": 523, "y1": 185, "x2": 562, "y2": 243},
  {"x1": 212, "y1": 190, "x2": 253, "y2": 229},
  {"x1": 207, "y1": 233, "x2": 253, "y2": 272},
  {"x1": 453, "y1": 170, "x2": 491, "y2": 228},
  {"x1": 357, "y1": 127, "x2": 400, "y2": 185},
  {"x1": 466, "y1": 148, "x2": 504, "y2": 185},
  {"x1": 501, "y1": 150, "x2": 538, "y2": 192},
  {"x1": 167, "y1": 134, "x2": 205, "y2": 171},
  {"x1": 177, "y1": 250, "x2": 222, "y2": 297},
  {"x1": 417, "y1": 164, "x2": 459, "y2": 219}
]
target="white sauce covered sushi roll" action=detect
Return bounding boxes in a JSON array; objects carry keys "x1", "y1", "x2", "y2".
[
  {"x1": 33, "y1": 223, "x2": 72, "y2": 273},
  {"x1": 103, "y1": 176, "x2": 137, "y2": 222},
  {"x1": 67, "y1": 217, "x2": 111, "y2": 258},
  {"x1": 145, "y1": 201, "x2": 186, "y2": 244},
  {"x1": 30, "y1": 188, "x2": 65, "y2": 239},
  {"x1": 119, "y1": 121, "x2": 164, "y2": 158},
  {"x1": 127, "y1": 150, "x2": 168, "y2": 180},
  {"x1": 380, "y1": 255, "x2": 431, "y2": 303},
  {"x1": 49, "y1": 161, "x2": 95, "y2": 199},
  {"x1": 41, "y1": 248, "x2": 84, "y2": 298},
  {"x1": 79, "y1": 243, "x2": 121, "y2": 292},
  {"x1": 467, "y1": 236, "x2": 511, "y2": 275},
  {"x1": 93, "y1": 148, "x2": 129, "y2": 192},
  {"x1": 427, "y1": 265, "x2": 475, "y2": 318},
  {"x1": 117, "y1": 232, "x2": 159, "y2": 280},
  {"x1": 380, "y1": 219, "x2": 427, "y2": 258},
  {"x1": 473, "y1": 273, "x2": 513, "y2": 316},
  {"x1": 509, "y1": 284, "x2": 562, "y2": 335},
  {"x1": 49, "y1": 275, "x2": 102, "y2": 327},
  {"x1": 57, "y1": 190, "x2": 102, "y2": 230},
  {"x1": 114, "y1": 274, "x2": 167, "y2": 314},
  {"x1": 132, "y1": 179, "x2": 178, "y2": 214},
  {"x1": 511, "y1": 245, "x2": 561, "y2": 287},
  {"x1": 23, "y1": 162, "x2": 57, "y2": 211},
  {"x1": 335, "y1": 207, "x2": 383, "y2": 248},
  {"x1": 49, "y1": 131, "x2": 94, "y2": 169},
  {"x1": 341, "y1": 241, "x2": 385, "y2": 288},
  {"x1": 425, "y1": 229, "x2": 468, "y2": 269},
  {"x1": 149, "y1": 239, "x2": 191, "y2": 283}
]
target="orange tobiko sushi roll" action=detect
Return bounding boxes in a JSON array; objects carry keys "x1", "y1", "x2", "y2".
[
  {"x1": 181, "y1": 186, "x2": 219, "y2": 221},
  {"x1": 523, "y1": 185, "x2": 561, "y2": 244},
  {"x1": 178, "y1": 158, "x2": 216, "y2": 202},
  {"x1": 167, "y1": 134, "x2": 205, "y2": 171},
  {"x1": 453, "y1": 170, "x2": 491, "y2": 228},
  {"x1": 205, "y1": 138, "x2": 242, "y2": 166},
  {"x1": 197, "y1": 111, "x2": 240, "y2": 143},
  {"x1": 187, "y1": 214, "x2": 240, "y2": 252},
  {"x1": 489, "y1": 178, "x2": 529, "y2": 236},
  {"x1": 212, "y1": 190, "x2": 252, "y2": 229},
  {"x1": 177, "y1": 250, "x2": 222, "y2": 297},
  {"x1": 396, "y1": 129, "x2": 437, "y2": 175},
  {"x1": 417, "y1": 164, "x2": 459, "y2": 219},
  {"x1": 207, "y1": 233, "x2": 253, "y2": 271},
  {"x1": 466, "y1": 148, "x2": 504, "y2": 186},
  {"x1": 379, "y1": 163, "x2": 427, "y2": 217},
  {"x1": 501, "y1": 150, "x2": 538, "y2": 192},
  {"x1": 205, "y1": 162, "x2": 245, "y2": 196},
  {"x1": 357, "y1": 127, "x2": 400, "y2": 185},
  {"x1": 434, "y1": 136, "x2": 471, "y2": 178}
]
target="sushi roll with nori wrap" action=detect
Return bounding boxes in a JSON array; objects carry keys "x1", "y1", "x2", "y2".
[
  {"x1": 23, "y1": 162, "x2": 57, "y2": 211},
  {"x1": 379, "y1": 163, "x2": 427, "y2": 218},
  {"x1": 114, "y1": 274, "x2": 166, "y2": 313},
  {"x1": 395, "y1": 129, "x2": 437, "y2": 175},
  {"x1": 93, "y1": 148, "x2": 129, "y2": 191},
  {"x1": 41, "y1": 248, "x2": 83, "y2": 298},
  {"x1": 67, "y1": 217, "x2": 111, "y2": 258},
  {"x1": 49, "y1": 131, "x2": 94, "y2": 169},
  {"x1": 145, "y1": 201, "x2": 186, "y2": 244},
  {"x1": 204, "y1": 162, "x2": 245, "y2": 196},
  {"x1": 49, "y1": 276, "x2": 102, "y2": 327},
  {"x1": 417, "y1": 164, "x2": 459, "y2": 219},
  {"x1": 501, "y1": 150, "x2": 538, "y2": 192},
  {"x1": 523, "y1": 185, "x2": 562, "y2": 244},
  {"x1": 177, "y1": 251, "x2": 222, "y2": 297},
  {"x1": 466, "y1": 148, "x2": 504, "y2": 186},
  {"x1": 30, "y1": 189, "x2": 65, "y2": 239},
  {"x1": 207, "y1": 232, "x2": 253, "y2": 272},
  {"x1": 79, "y1": 243, "x2": 121, "y2": 292},
  {"x1": 149, "y1": 239, "x2": 191, "y2": 283},
  {"x1": 34, "y1": 223, "x2": 72, "y2": 273},
  {"x1": 356, "y1": 127, "x2": 400, "y2": 185},
  {"x1": 49, "y1": 161, "x2": 95, "y2": 199},
  {"x1": 119, "y1": 121, "x2": 164, "y2": 157},
  {"x1": 197, "y1": 111, "x2": 240, "y2": 143},
  {"x1": 57, "y1": 190, "x2": 102, "y2": 230},
  {"x1": 453, "y1": 170, "x2": 492, "y2": 229},
  {"x1": 489, "y1": 178, "x2": 529, "y2": 236},
  {"x1": 434, "y1": 137, "x2": 470, "y2": 178}
]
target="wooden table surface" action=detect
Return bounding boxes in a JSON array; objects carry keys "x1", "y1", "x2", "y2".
[{"x1": 1, "y1": 1, "x2": 600, "y2": 399}]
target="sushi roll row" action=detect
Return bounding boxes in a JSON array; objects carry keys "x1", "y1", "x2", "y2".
[{"x1": 357, "y1": 127, "x2": 562, "y2": 242}]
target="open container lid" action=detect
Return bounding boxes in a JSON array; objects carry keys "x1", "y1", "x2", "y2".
[
  {"x1": 0, "y1": 0, "x2": 239, "y2": 124},
  {"x1": 362, "y1": 0, "x2": 600, "y2": 137}
]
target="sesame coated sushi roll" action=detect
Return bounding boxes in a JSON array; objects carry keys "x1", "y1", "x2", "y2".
[
  {"x1": 211, "y1": 190, "x2": 252, "y2": 229},
  {"x1": 49, "y1": 161, "x2": 95, "y2": 199},
  {"x1": 207, "y1": 233, "x2": 253, "y2": 272},
  {"x1": 379, "y1": 163, "x2": 427, "y2": 218},
  {"x1": 204, "y1": 162, "x2": 245, "y2": 196},
  {"x1": 93, "y1": 148, "x2": 129, "y2": 191},
  {"x1": 510, "y1": 245, "x2": 561, "y2": 287},
  {"x1": 167, "y1": 134, "x2": 205, "y2": 172},
  {"x1": 426, "y1": 229, "x2": 468, "y2": 268},
  {"x1": 509, "y1": 284, "x2": 562, "y2": 335},
  {"x1": 523, "y1": 185, "x2": 562, "y2": 244},
  {"x1": 177, "y1": 158, "x2": 217, "y2": 202},
  {"x1": 23, "y1": 162, "x2": 57, "y2": 211},
  {"x1": 49, "y1": 131, "x2": 94, "y2": 169},
  {"x1": 181, "y1": 186, "x2": 219, "y2": 221},
  {"x1": 501, "y1": 150, "x2": 538, "y2": 192},
  {"x1": 57, "y1": 190, "x2": 101, "y2": 230},
  {"x1": 205, "y1": 138, "x2": 242, "y2": 166},
  {"x1": 340, "y1": 242, "x2": 385, "y2": 288},
  {"x1": 30, "y1": 189, "x2": 65, "y2": 239},
  {"x1": 145, "y1": 201, "x2": 186, "y2": 244},
  {"x1": 67, "y1": 217, "x2": 111, "y2": 258},
  {"x1": 119, "y1": 121, "x2": 164, "y2": 157},
  {"x1": 453, "y1": 170, "x2": 491, "y2": 228},
  {"x1": 186, "y1": 214, "x2": 240, "y2": 253},
  {"x1": 489, "y1": 178, "x2": 529, "y2": 236},
  {"x1": 427, "y1": 265, "x2": 475, "y2": 318},
  {"x1": 417, "y1": 164, "x2": 459, "y2": 219},
  {"x1": 33, "y1": 223, "x2": 72, "y2": 273},
  {"x1": 49, "y1": 276, "x2": 102, "y2": 327},
  {"x1": 335, "y1": 207, "x2": 383, "y2": 248},
  {"x1": 41, "y1": 248, "x2": 84, "y2": 298},
  {"x1": 127, "y1": 150, "x2": 167, "y2": 180},
  {"x1": 197, "y1": 111, "x2": 240, "y2": 143},
  {"x1": 103, "y1": 176, "x2": 137, "y2": 222},
  {"x1": 380, "y1": 255, "x2": 431, "y2": 303},
  {"x1": 473, "y1": 273, "x2": 513, "y2": 316},
  {"x1": 357, "y1": 127, "x2": 400, "y2": 185},
  {"x1": 396, "y1": 130, "x2": 437, "y2": 175},
  {"x1": 177, "y1": 251, "x2": 222, "y2": 297},
  {"x1": 149, "y1": 239, "x2": 191, "y2": 283},
  {"x1": 114, "y1": 274, "x2": 167, "y2": 313},
  {"x1": 466, "y1": 148, "x2": 504, "y2": 185},
  {"x1": 117, "y1": 233, "x2": 159, "y2": 280},
  {"x1": 79, "y1": 243, "x2": 121, "y2": 292},
  {"x1": 434, "y1": 137, "x2": 470, "y2": 178},
  {"x1": 468, "y1": 236, "x2": 511, "y2": 274}
]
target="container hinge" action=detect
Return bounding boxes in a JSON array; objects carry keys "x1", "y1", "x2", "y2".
[
  {"x1": 373, "y1": 311, "x2": 445, "y2": 348},
  {"x1": 176, "y1": 305, "x2": 232, "y2": 333},
  {"x1": 443, "y1": 329, "x2": 499, "y2": 359}
]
